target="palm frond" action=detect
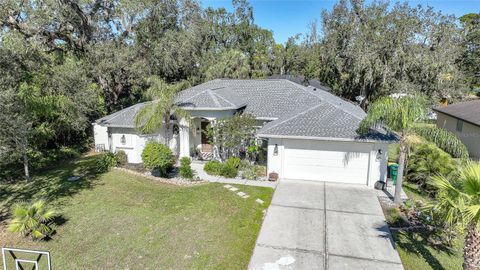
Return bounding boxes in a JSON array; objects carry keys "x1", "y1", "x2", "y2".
[
  {"x1": 464, "y1": 204, "x2": 480, "y2": 226},
  {"x1": 430, "y1": 174, "x2": 460, "y2": 196},
  {"x1": 359, "y1": 95, "x2": 426, "y2": 134},
  {"x1": 135, "y1": 76, "x2": 191, "y2": 134},
  {"x1": 461, "y1": 163, "x2": 480, "y2": 197}
]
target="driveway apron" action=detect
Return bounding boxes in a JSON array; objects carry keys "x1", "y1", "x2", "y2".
[{"x1": 248, "y1": 180, "x2": 404, "y2": 270}]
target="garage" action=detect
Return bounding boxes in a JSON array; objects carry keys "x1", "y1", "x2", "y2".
[
  {"x1": 265, "y1": 137, "x2": 389, "y2": 186},
  {"x1": 282, "y1": 139, "x2": 372, "y2": 184}
]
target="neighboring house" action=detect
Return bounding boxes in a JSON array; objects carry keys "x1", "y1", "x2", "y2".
[
  {"x1": 94, "y1": 79, "x2": 395, "y2": 186},
  {"x1": 433, "y1": 100, "x2": 480, "y2": 159}
]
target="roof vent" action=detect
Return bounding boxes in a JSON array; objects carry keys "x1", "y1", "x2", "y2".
[{"x1": 313, "y1": 88, "x2": 317, "y2": 91}]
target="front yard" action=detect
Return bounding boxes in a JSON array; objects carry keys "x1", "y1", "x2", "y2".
[{"x1": 0, "y1": 155, "x2": 273, "y2": 269}]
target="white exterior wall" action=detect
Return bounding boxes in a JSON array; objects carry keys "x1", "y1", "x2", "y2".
[
  {"x1": 267, "y1": 138, "x2": 285, "y2": 176},
  {"x1": 267, "y1": 138, "x2": 389, "y2": 187},
  {"x1": 100, "y1": 126, "x2": 169, "y2": 164},
  {"x1": 110, "y1": 127, "x2": 139, "y2": 163},
  {"x1": 436, "y1": 112, "x2": 480, "y2": 159},
  {"x1": 93, "y1": 124, "x2": 110, "y2": 151}
]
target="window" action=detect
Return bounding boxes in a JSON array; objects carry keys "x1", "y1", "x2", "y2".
[
  {"x1": 120, "y1": 135, "x2": 126, "y2": 145},
  {"x1": 456, "y1": 120, "x2": 463, "y2": 133}
]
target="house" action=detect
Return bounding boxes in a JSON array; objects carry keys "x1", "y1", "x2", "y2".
[
  {"x1": 433, "y1": 100, "x2": 480, "y2": 159},
  {"x1": 93, "y1": 79, "x2": 395, "y2": 186}
]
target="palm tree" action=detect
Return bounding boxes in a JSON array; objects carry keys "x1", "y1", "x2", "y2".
[
  {"x1": 430, "y1": 163, "x2": 480, "y2": 270},
  {"x1": 8, "y1": 200, "x2": 57, "y2": 239},
  {"x1": 359, "y1": 95, "x2": 426, "y2": 204},
  {"x1": 134, "y1": 76, "x2": 191, "y2": 145}
]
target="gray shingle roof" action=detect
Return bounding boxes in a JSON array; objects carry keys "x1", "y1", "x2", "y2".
[
  {"x1": 433, "y1": 100, "x2": 480, "y2": 127},
  {"x1": 95, "y1": 102, "x2": 148, "y2": 128},
  {"x1": 257, "y1": 98, "x2": 394, "y2": 141},
  {"x1": 96, "y1": 79, "x2": 394, "y2": 141},
  {"x1": 175, "y1": 88, "x2": 244, "y2": 110},
  {"x1": 175, "y1": 79, "x2": 321, "y2": 119}
]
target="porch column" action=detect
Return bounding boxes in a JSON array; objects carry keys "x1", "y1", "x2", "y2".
[
  {"x1": 211, "y1": 119, "x2": 220, "y2": 161},
  {"x1": 179, "y1": 118, "x2": 190, "y2": 158}
]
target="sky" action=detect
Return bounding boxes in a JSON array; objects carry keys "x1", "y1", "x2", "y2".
[{"x1": 201, "y1": 0, "x2": 480, "y2": 44}]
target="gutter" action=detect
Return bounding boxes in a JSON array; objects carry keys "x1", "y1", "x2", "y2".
[{"x1": 257, "y1": 134, "x2": 397, "y2": 143}]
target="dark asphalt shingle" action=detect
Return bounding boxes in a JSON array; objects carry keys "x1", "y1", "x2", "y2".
[{"x1": 433, "y1": 100, "x2": 480, "y2": 127}]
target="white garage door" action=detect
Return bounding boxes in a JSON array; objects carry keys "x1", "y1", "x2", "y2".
[{"x1": 282, "y1": 139, "x2": 372, "y2": 185}]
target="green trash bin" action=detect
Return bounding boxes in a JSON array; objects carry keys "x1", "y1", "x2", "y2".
[{"x1": 389, "y1": 163, "x2": 399, "y2": 185}]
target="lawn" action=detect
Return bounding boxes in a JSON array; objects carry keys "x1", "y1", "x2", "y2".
[
  {"x1": 391, "y1": 182, "x2": 464, "y2": 270},
  {"x1": 0, "y1": 155, "x2": 273, "y2": 269},
  {"x1": 393, "y1": 230, "x2": 463, "y2": 270}
]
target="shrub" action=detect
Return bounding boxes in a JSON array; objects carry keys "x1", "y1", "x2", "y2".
[
  {"x1": 241, "y1": 165, "x2": 267, "y2": 180},
  {"x1": 255, "y1": 165, "x2": 267, "y2": 177},
  {"x1": 204, "y1": 160, "x2": 238, "y2": 178},
  {"x1": 98, "y1": 152, "x2": 117, "y2": 172},
  {"x1": 412, "y1": 124, "x2": 469, "y2": 159},
  {"x1": 141, "y1": 142, "x2": 174, "y2": 176},
  {"x1": 204, "y1": 160, "x2": 223, "y2": 175},
  {"x1": 385, "y1": 207, "x2": 407, "y2": 227},
  {"x1": 226, "y1": 156, "x2": 241, "y2": 169},
  {"x1": 8, "y1": 200, "x2": 57, "y2": 240},
  {"x1": 407, "y1": 142, "x2": 457, "y2": 194},
  {"x1": 220, "y1": 164, "x2": 238, "y2": 178},
  {"x1": 242, "y1": 166, "x2": 258, "y2": 180},
  {"x1": 179, "y1": 157, "x2": 194, "y2": 179},
  {"x1": 114, "y1": 150, "x2": 128, "y2": 165}
]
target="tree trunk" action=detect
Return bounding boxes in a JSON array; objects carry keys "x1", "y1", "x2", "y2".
[
  {"x1": 464, "y1": 224, "x2": 480, "y2": 270},
  {"x1": 164, "y1": 112, "x2": 171, "y2": 147},
  {"x1": 394, "y1": 139, "x2": 407, "y2": 204},
  {"x1": 23, "y1": 151, "x2": 30, "y2": 181}
]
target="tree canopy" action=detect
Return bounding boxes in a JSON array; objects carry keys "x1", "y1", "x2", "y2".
[{"x1": 0, "y1": 0, "x2": 476, "y2": 178}]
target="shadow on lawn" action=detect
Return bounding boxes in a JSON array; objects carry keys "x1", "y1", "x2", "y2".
[
  {"x1": 0, "y1": 155, "x2": 105, "y2": 224},
  {"x1": 393, "y1": 230, "x2": 455, "y2": 270}
]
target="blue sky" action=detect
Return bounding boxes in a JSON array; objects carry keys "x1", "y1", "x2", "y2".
[{"x1": 202, "y1": 0, "x2": 480, "y2": 43}]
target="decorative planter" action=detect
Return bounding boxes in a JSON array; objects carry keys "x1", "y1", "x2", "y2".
[{"x1": 268, "y1": 172, "x2": 279, "y2": 182}]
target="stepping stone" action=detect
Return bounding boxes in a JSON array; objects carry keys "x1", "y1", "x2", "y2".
[
  {"x1": 242, "y1": 195, "x2": 250, "y2": 199},
  {"x1": 223, "y1": 184, "x2": 232, "y2": 189},
  {"x1": 67, "y1": 176, "x2": 81, "y2": 182},
  {"x1": 237, "y1": 191, "x2": 246, "y2": 197},
  {"x1": 229, "y1": 187, "x2": 239, "y2": 191},
  {"x1": 256, "y1": 198, "x2": 264, "y2": 204}
]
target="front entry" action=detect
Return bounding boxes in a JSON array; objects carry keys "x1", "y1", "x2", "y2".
[{"x1": 200, "y1": 121, "x2": 213, "y2": 157}]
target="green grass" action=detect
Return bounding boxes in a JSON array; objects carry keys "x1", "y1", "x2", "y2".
[
  {"x1": 0, "y1": 155, "x2": 273, "y2": 269},
  {"x1": 393, "y1": 230, "x2": 463, "y2": 270}
]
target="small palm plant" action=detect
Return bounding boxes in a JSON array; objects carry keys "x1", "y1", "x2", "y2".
[
  {"x1": 8, "y1": 200, "x2": 57, "y2": 240},
  {"x1": 429, "y1": 162, "x2": 480, "y2": 270}
]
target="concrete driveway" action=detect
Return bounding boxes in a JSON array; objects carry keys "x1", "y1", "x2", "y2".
[{"x1": 248, "y1": 180, "x2": 404, "y2": 270}]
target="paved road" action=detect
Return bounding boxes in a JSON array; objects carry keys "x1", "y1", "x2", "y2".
[{"x1": 248, "y1": 180, "x2": 404, "y2": 270}]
